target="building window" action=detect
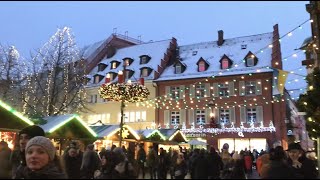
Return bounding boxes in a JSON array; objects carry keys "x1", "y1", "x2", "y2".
[
  {"x1": 247, "y1": 108, "x2": 257, "y2": 123},
  {"x1": 124, "y1": 59, "x2": 130, "y2": 66},
  {"x1": 111, "y1": 62, "x2": 117, "y2": 69},
  {"x1": 247, "y1": 57, "x2": 254, "y2": 67},
  {"x1": 90, "y1": 95, "x2": 98, "y2": 103},
  {"x1": 94, "y1": 76, "x2": 100, "y2": 84},
  {"x1": 245, "y1": 81, "x2": 256, "y2": 95},
  {"x1": 176, "y1": 64, "x2": 182, "y2": 74},
  {"x1": 123, "y1": 111, "x2": 147, "y2": 122},
  {"x1": 219, "y1": 83, "x2": 229, "y2": 97},
  {"x1": 88, "y1": 113, "x2": 110, "y2": 125},
  {"x1": 171, "y1": 111, "x2": 180, "y2": 125},
  {"x1": 195, "y1": 84, "x2": 205, "y2": 98},
  {"x1": 222, "y1": 59, "x2": 229, "y2": 69},
  {"x1": 199, "y1": 61, "x2": 205, "y2": 72},
  {"x1": 141, "y1": 68, "x2": 148, "y2": 77},
  {"x1": 196, "y1": 110, "x2": 206, "y2": 125},
  {"x1": 141, "y1": 56, "x2": 148, "y2": 64},
  {"x1": 220, "y1": 109, "x2": 230, "y2": 124},
  {"x1": 170, "y1": 86, "x2": 180, "y2": 99}
]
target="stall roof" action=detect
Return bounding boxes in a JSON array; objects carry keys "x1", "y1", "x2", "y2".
[
  {"x1": 40, "y1": 114, "x2": 97, "y2": 138},
  {"x1": 0, "y1": 99, "x2": 34, "y2": 131},
  {"x1": 90, "y1": 124, "x2": 140, "y2": 140},
  {"x1": 138, "y1": 129, "x2": 187, "y2": 143}
]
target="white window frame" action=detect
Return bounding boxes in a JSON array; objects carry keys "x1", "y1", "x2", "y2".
[
  {"x1": 220, "y1": 109, "x2": 230, "y2": 124},
  {"x1": 219, "y1": 83, "x2": 229, "y2": 97},
  {"x1": 170, "y1": 86, "x2": 180, "y2": 99},
  {"x1": 195, "y1": 84, "x2": 205, "y2": 98},
  {"x1": 245, "y1": 81, "x2": 256, "y2": 95},
  {"x1": 196, "y1": 110, "x2": 206, "y2": 125},
  {"x1": 171, "y1": 111, "x2": 180, "y2": 125},
  {"x1": 176, "y1": 64, "x2": 182, "y2": 74},
  {"x1": 247, "y1": 57, "x2": 254, "y2": 67},
  {"x1": 247, "y1": 108, "x2": 257, "y2": 123}
]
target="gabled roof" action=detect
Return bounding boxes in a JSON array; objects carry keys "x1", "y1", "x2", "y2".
[
  {"x1": 157, "y1": 32, "x2": 274, "y2": 81},
  {"x1": 0, "y1": 99, "x2": 34, "y2": 131},
  {"x1": 86, "y1": 39, "x2": 172, "y2": 86},
  {"x1": 40, "y1": 114, "x2": 97, "y2": 138},
  {"x1": 90, "y1": 124, "x2": 140, "y2": 140}
]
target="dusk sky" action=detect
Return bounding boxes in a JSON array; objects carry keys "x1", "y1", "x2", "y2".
[{"x1": 0, "y1": 1, "x2": 311, "y2": 98}]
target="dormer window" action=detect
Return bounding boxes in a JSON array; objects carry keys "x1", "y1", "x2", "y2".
[
  {"x1": 140, "y1": 55, "x2": 151, "y2": 64},
  {"x1": 123, "y1": 58, "x2": 133, "y2": 67},
  {"x1": 173, "y1": 61, "x2": 186, "y2": 74},
  {"x1": 176, "y1": 64, "x2": 182, "y2": 74},
  {"x1": 197, "y1": 57, "x2": 208, "y2": 72},
  {"x1": 219, "y1": 54, "x2": 233, "y2": 70},
  {"x1": 140, "y1": 67, "x2": 152, "y2": 77},
  {"x1": 94, "y1": 75, "x2": 103, "y2": 84},
  {"x1": 222, "y1": 59, "x2": 229, "y2": 69},
  {"x1": 108, "y1": 72, "x2": 117, "y2": 81},
  {"x1": 98, "y1": 63, "x2": 107, "y2": 72},
  {"x1": 110, "y1": 60, "x2": 120, "y2": 69},
  {"x1": 124, "y1": 69, "x2": 134, "y2": 79},
  {"x1": 244, "y1": 51, "x2": 258, "y2": 67}
]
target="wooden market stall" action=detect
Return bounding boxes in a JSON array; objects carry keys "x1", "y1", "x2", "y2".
[
  {"x1": 90, "y1": 124, "x2": 140, "y2": 151},
  {"x1": 39, "y1": 114, "x2": 98, "y2": 155},
  {"x1": 0, "y1": 99, "x2": 34, "y2": 149}
]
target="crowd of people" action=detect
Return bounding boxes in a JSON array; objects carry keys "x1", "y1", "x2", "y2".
[{"x1": 0, "y1": 124, "x2": 318, "y2": 179}]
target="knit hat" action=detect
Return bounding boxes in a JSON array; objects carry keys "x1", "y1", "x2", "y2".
[
  {"x1": 25, "y1": 136, "x2": 56, "y2": 161},
  {"x1": 19, "y1": 125, "x2": 45, "y2": 138}
]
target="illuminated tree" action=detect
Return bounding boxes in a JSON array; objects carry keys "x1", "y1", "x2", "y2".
[
  {"x1": 22, "y1": 27, "x2": 88, "y2": 117},
  {"x1": 0, "y1": 44, "x2": 26, "y2": 109},
  {"x1": 297, "y1": 68, "x2": 320, "y2": 139}
]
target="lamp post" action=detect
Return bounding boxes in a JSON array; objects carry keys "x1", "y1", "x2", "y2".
[{"x1": 99, "y1": 63, "x2": 150, "y2": 147}]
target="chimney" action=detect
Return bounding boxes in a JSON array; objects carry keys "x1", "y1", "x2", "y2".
[{"x1": 217, "y1": 30, "x2": 224, "y2": 46}]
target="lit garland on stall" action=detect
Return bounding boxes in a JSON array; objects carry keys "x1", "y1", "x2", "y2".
[{"x1": 99, "y1": 82, "x2": 150, "y2": 103}]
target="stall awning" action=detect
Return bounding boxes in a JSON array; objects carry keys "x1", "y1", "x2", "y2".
[
  {"x1": 137, "y1": 129, "x2": 187, "y2": 144},
  {"x1": 0, "y1": 99, "x2": 34, "y2": 132},
  {"x1": 40, "y1": 114, "x2": 97, "y2": 139},
  {"x1": 90, "y1": 124, "x2": 140, "y2": 141}
]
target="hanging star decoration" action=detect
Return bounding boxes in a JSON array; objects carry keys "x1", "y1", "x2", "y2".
[{"x1": 121, "y1": 129, "x2": 130, "y2": 139}]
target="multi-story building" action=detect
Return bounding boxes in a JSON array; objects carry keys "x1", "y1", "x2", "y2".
[
  {"x1": 82, "y1": 26, "x2": 310, "y2": 152},
  {"x1": 154, "y1": 25, "x2": 299, "y2": 151},
  {"x1": 81, "y1": 33, "x2": 177, "y2": 130}
]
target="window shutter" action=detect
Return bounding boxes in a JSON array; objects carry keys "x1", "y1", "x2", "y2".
[
  {"x1": 229, "y1": 106, "x2": 236, "y2": 124},
  {"x1": 256, "y1": 106, "x2": 263, "y2": 124},
  {"x1": 205, "y1": 83, "x2": 211, "y2": 97},
  {"x1": 205, "y1": 108, "x2": 211, "y2": 124},
  {"x1": 188, "y1": 109, "x2": 194, "y2": 125},
  {"x1": 189, "y1": 85, "x2": 195, "y2": 98},
  {"x1": 213, "y1": 83, "x2": 219, "y2": 97},
  {"x1": 229, "y1": 82, "x2": 235, "y2": 96},
  {"x1": 179, "y1": 85, "x2": 185, "y2": 99},
  {"x1": 240, "y1": 106, "x2": 246, "y2": 123},
  {"x1": 239, "y1": 81, "x2": 245, "y2": 96},
  {"x1": 165, "y1": 86, "x2": 171, "y2": 99},
  {"x1": 180, "y1": 109, "x2": 186, "y2": 126},
  {"x1": 256, "y1": 80, "x2": 262, "y2": 95},
  {"x1": 164, "y1": 110, "x2": 170, "y2": 125}
]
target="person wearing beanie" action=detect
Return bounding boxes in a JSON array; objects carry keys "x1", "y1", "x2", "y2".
[
  {"x1": 14, "y1": 136, "x2": 66, "y2": 179},
  {"x1": 286, "y1": 142, "x2": 318, "y2": 179},
  {"x1": 10, "y1": 125, "x2": 45, "y2": 178}
]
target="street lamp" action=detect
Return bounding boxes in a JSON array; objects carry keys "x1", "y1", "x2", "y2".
[{"x1": 99, "y1": 64, "x2": 150, "y2": 147}]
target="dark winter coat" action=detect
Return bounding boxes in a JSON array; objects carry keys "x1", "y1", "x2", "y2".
[
  {"x1": 174, "y1": 160, "x2": 187, "y2": 179},
  {"x1": 0, "y1": 146, "x2": 12, "y2": 178},
  {"x1": 265, "y1": 160, "x2": 297, "y2": 179},
  {"x1": 80, "y1": 150, "x2": 100, "y2": 179},
  {"x1": 63, "y1": 151, "x2": 83, "y2": 179},
  {"x1": 136, "y1": 148, "x2": 146, "y2": 164},
  {"x1": 206, "y1": 151, "x2": 223, "y2": 179},
  {"x1": 10, "y1": 149, "x2": 22, "y2": 178},
  {"x1": 14, "y1": 162, "x2": 66, "y2": 179},
  {"x1": 193, "y1": 154, "x2": 209, "y2": 179},
  {"x1": 287, "y1": 155, "x2": 318, "y2": 179}
]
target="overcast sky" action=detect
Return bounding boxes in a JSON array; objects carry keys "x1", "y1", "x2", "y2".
[{"x1": 0, "y1": 1, "x2": 311, "y2": 97}]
